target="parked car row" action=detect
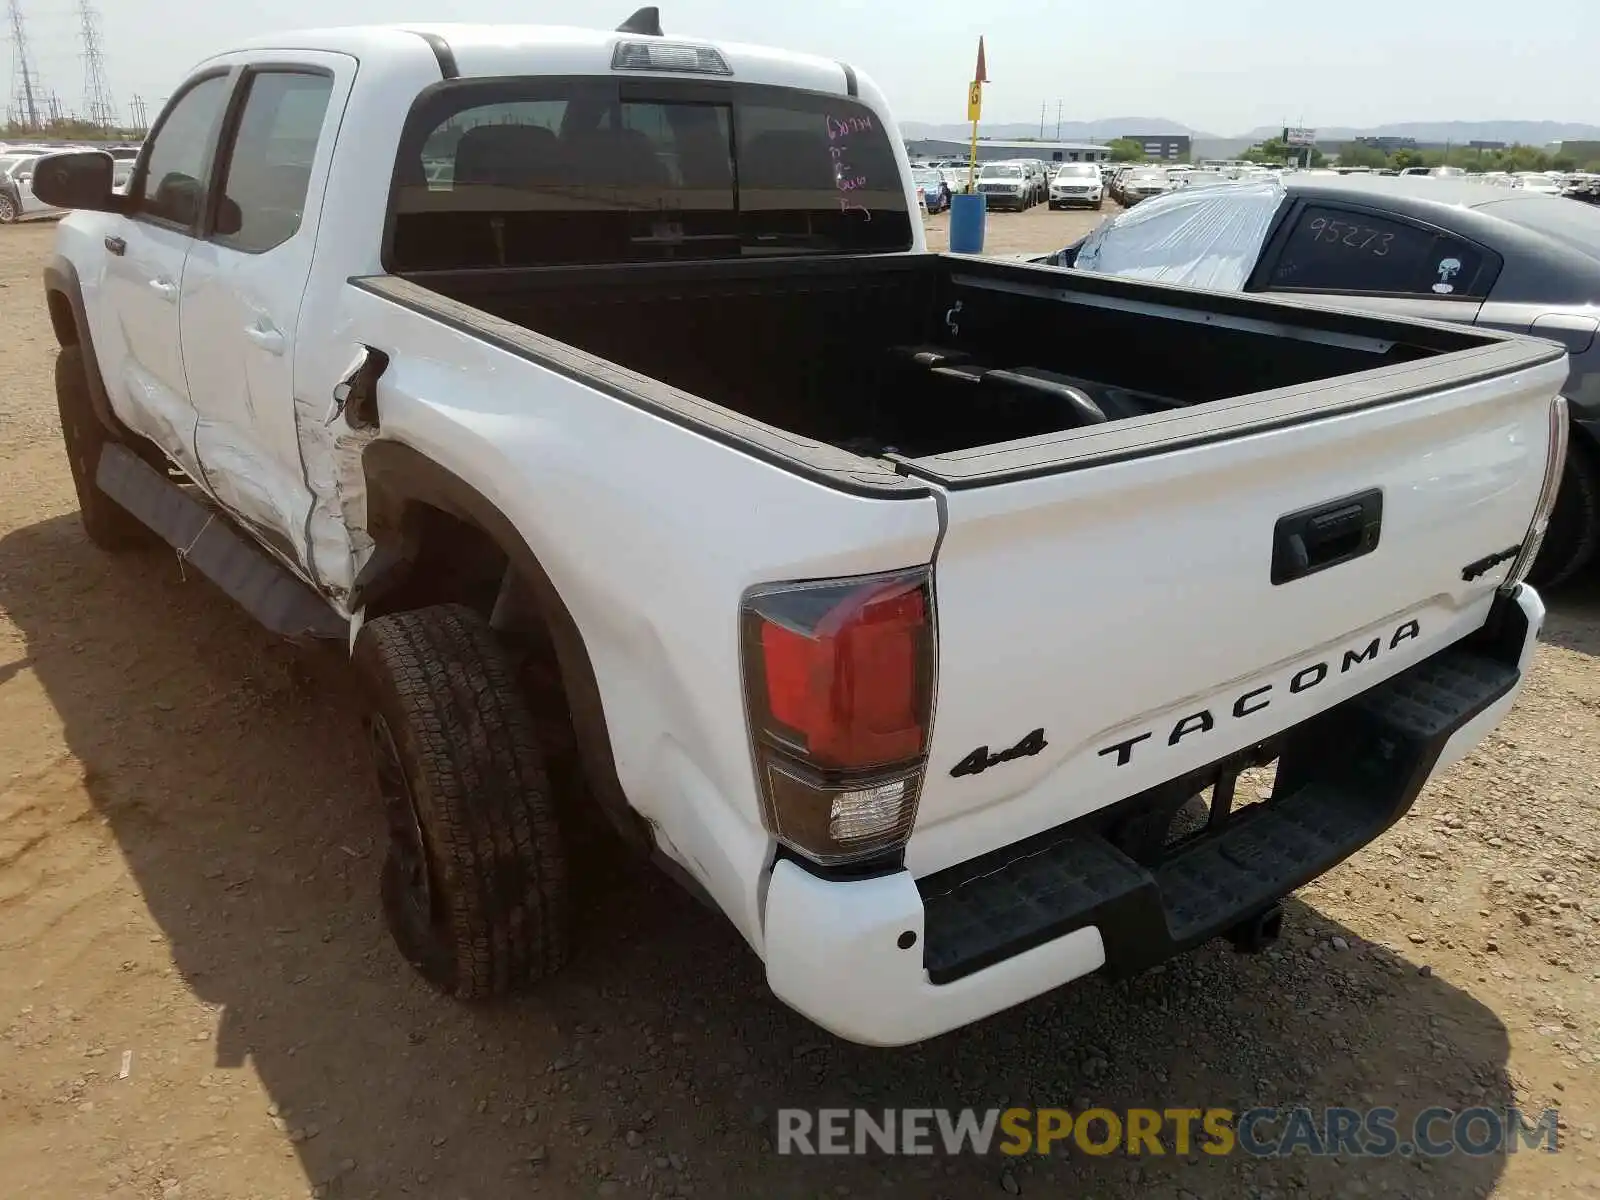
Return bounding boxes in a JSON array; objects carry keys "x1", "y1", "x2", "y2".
[
  {"x1": 910, "y1": 166, "x2": 952, "y2": 213},
  {"x1": 973, "y1": 158, "x2": 1052, "y2": 210},
  {"x1": 913, "y1": 158, "x2": 1090, "y2": 209},
  {"x1": 1108, "y1": 165, "x2": 1176, "y2": 206}
]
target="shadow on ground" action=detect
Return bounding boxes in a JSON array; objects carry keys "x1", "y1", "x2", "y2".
[
  {"x1": 0, "y1": 512, "x2": 1517, "y2": 1199},
  {"x1": 1543, "y1": 573, "x2": 1600, "y2": 656}
]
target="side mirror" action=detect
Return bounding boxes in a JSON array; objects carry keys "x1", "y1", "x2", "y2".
[{"x1": 30, "y1": 150, "x2": 122, "y2": 213}]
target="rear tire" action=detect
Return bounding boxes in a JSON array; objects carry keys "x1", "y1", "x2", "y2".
[
  {"x1": 0, "y1": 192, "x2": 17, "y2": 224},
  {"x1": 354, "y1": 604, "x2": 570, "y2": 999},
  {"x1": 1526, "y1": 437, "x2": 1600, "y2": 590},
  {"x1": 54, "y1": 344, "x2": 154, "y2": 551}
]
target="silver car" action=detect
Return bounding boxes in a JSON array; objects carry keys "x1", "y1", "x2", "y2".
[{"x1": 0, "y1": 152, "x2": 67, "y2": 224}]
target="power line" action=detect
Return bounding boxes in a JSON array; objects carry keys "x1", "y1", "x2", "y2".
[
  {"x1": 5, "y1": 0, "x2": 46, "y2": 131},
  {"x1": 76, "y1": 0, "x2": 115, "y2": 128}
]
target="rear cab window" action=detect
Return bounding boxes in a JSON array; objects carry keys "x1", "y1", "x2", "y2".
[
  {"x1": 387, "y1": 78, "x2": 911, "y2": 271},
  {"x1": 1261, "y1": 203, "x2": 1499, "y2": 298}
]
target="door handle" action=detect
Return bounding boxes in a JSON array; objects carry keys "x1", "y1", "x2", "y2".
[
  {"x1": 1271, "y1": 488, "x2": 1383, "y2": 585},
  {"x1": 244, "y1": 324, "x2": 285, "y2": 355},
  {"x1": 148, "y1": 278, "x2": 178, "y2": 303},
  {"x1": 104, "y1": 235, "x2": 126, "y2": 256}
]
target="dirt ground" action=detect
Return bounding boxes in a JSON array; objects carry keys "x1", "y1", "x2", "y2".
[{"x1": 1, "y1": 207, "x2": 1597, "y2": 1200}]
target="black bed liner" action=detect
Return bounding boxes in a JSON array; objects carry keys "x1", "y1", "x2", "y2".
[{"x1": 354, "y1": 253, "x2": 1563, "y2": 496}]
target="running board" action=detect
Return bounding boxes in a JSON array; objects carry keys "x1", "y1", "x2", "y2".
[{"x1": 96, "y1": 444, "x2": 348, "y2": 643}]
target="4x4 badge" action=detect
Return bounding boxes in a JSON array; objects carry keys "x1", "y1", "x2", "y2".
[{"x1": 950, "y1": 728, "x2": 1048, "y2": 778}]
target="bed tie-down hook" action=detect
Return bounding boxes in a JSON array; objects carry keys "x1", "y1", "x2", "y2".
[{"x1": 944, "y1": 299, "x2": 963, "y2": 339}]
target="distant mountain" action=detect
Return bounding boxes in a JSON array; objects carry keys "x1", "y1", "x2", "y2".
[
  {"x1": 900, "y1": 117, "x2": 1207, "y2": 142},
  {"x1": 1238, "y1": 121, "x2": 1600, "y2": 146}
]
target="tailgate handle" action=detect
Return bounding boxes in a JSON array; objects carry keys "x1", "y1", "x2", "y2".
[{"x1": 1271, "y1": 488, "x2": 1383, "y2": 585}]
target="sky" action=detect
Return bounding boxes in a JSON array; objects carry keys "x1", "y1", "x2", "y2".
[{"x1": 9, "y1": 0, "x2": 1600, "y2": 135}]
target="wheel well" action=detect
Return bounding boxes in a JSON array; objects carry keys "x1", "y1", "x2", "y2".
[
  {"x1": 47, "y1": 289, "x2": 79, "y2": 347},
  {"x1": 362, "y1": 501, "x2": 612, "y2": 829},
  {"x1": 357, "y1": 444, "x2": 652, "y2": 852},
  {"x1": 365, "y1": 503, "x2": 510, "y2": 622}
]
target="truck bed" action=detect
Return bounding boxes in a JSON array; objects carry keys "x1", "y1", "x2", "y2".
[{"x1": 368, "y1": 252, "x2": 1548, "y2": 482}]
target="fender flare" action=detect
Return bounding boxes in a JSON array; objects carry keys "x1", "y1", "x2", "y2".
[
  {"x1": 358, "y1": 440, "x2": 650, "y2": 850},
  {"x1": 42, "y1": 254, "x2": 132, "y2": 441}
]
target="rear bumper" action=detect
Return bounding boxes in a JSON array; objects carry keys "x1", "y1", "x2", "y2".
[{"x1": 762, "y1": 585, "x2": 1543, "y2": 1046}]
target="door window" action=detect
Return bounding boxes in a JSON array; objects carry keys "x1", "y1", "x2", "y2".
[
  {"x1": 1267, "y1": 204, "x2": 1489, "y2": 297},
  {"x1": 134, "y1": 74, "x2": 232, "y2": 227},
  {"x1": 213, "y1": 71, "x2": 335, "y2": 254}
]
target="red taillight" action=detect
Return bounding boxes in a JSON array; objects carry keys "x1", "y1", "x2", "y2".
[
  {"x1": 758, "y1": 580, "x2": 927, "y2": 769},
  {"x1": 742, "y1": 569, "x2": 936, "y2": 865}
]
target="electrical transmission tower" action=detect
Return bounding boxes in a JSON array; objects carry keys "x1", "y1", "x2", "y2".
[
  {"x1": 77, "y1": 0, "x2": 116, "y2": 130},
  {"x1": 128, "y1": 93, "x2": 147, "y2": 133},
  {"x1": 6, "y1": 0, "x2": 45, "y2": 132}
]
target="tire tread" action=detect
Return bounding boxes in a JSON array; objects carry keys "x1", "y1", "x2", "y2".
[{"x1": 354, "y1": 604, "x2": 568, "y2": 998}]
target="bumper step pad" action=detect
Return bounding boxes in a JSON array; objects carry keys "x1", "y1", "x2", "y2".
[{"x1": 918, "y1": 644, "x2": 1519, "y2": 985}]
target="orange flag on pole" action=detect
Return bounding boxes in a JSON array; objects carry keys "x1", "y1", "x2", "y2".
[{"x1": 974, "y1": 36, "x2": 988, "y2": 83}]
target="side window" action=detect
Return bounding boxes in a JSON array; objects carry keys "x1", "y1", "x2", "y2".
[
  {"x1": 214, "y1": 71, "x2": 335, "y2": 254},
  {"x1": 1267, "y1": 204, "x2": 1487, "y2": 297},
  {"x1": 135, "y1": 75, "x2": 232, "y2": 227}
]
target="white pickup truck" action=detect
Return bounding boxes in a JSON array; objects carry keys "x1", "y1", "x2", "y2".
[{"x1": 34, "y1": 12, "x2": 1568, "y2": 1046}]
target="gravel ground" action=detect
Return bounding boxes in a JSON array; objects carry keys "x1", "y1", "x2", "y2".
[{"x1": 1, "y1": 211, "x2": 1597, "y2": 1200}]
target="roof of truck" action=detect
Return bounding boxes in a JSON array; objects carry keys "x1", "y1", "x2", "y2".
[{"x1": 215, "y1": 23, "x2": 863, "y2": 98}]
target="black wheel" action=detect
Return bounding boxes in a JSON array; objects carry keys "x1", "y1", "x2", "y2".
[
  {"x1": 54, "y1": 344, "x2": 154, "y2": 551},
  {"x1": 1095, "y1": 199, "x2": 1104, "y2": 210},
  {"x1": 1527, "y1": 437, "x2": 1600, "y2": 590},
  {"x1": 0, "y1": 191, "x2": 17, "y2": 224},
  {"x1": 354, "y1": 604, "x2": 569, "y2": 998}
]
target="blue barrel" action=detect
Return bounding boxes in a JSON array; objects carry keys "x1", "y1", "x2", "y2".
[{"x1": 948, "y1": 192, "x2": 987, "y2": 254}]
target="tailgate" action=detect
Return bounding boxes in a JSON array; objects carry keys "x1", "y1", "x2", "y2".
[{"x1": 904, "y1": 353, "x2": 1567, "y2": 876}]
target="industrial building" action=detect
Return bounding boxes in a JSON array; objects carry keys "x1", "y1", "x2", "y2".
[
  {"x1": 1118, "y1": 133, "x2": 1192, "y2": 161},
  {"x1": 905, "y1": 137, "x2": 1110, "y2": 164}
]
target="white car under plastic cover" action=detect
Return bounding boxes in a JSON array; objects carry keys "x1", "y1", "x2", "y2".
[{"x1": 1074, "y1": 179, "x2": 1284, "y2": 292}]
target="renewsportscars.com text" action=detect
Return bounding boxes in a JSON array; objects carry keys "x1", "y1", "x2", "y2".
[{"x1": 776, "y1": 1106, "x2": 1561, "y2": 1158}]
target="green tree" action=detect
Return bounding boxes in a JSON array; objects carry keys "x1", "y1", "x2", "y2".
[
  {"x1": 1106, "y1": 137, "x2": 1147, "y2": 163},
  {"x1": 1389, "y1": 148, "x2": 1427, "y2": 171},
  {"x1": 4, "y1": 116, "x2": 141, "y2": 141},
  {"x1": 1338, "y1": 142, "x2": 1389, "y2": 169},
  {"x1": 1242, "y1": 137, "x2": 1288, "y2": 164}
]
